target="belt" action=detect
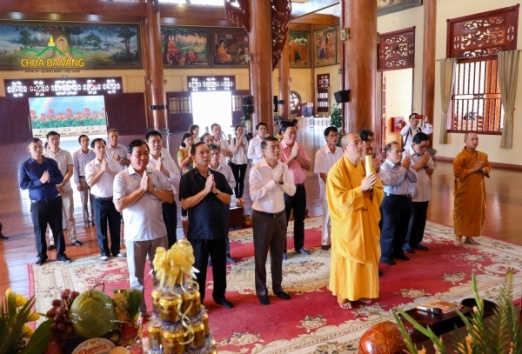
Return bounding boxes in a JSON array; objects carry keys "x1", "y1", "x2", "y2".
[
  {"x1": 31, "y1": 195, "x2": 60, "y2": 203},
  {"x1": 79, "y1": 176, "x2": 85, "y2": 179},
  {"x1": 384, "y1": 193, "x2": 411, "y2": 198},
  {"x1": 94, "y1": 196, "x2": 113, "y2": 201},
  {"x1": 254, "y1": 210, "x2": 285, "y2": 218}
]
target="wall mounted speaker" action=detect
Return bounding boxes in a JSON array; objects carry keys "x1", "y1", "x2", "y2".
[
  {"x1": 334, "y1": 90, "x2": 350, "y2": 103},
  {"x1": 241, "y1": 96, "x2": 253, "y2": 105}
]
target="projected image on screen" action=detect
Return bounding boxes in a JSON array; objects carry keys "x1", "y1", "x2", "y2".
[{"x1": 29, "y1": 95, "x2": 108, "y2": 138}]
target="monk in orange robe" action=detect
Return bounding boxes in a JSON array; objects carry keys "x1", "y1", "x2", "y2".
[
  {"x1": 326, "y1": 133, "x2": 383, "y2": 309},
  {"x1": 453, "y1": 132, "x2": 491, "y2": 247}
]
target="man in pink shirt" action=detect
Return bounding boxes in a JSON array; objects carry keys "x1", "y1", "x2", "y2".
[{"x1": 279, "y1": 121, "x2": 312, "y2": 258}]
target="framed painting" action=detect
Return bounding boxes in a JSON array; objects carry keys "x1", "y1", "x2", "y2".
[
  {"x1": 377, "y1": 0, "x2": 423, "y2": 16},
  {"x1": 313, "y1": 25, "x2": 338, "y2": 67},
  {"x1": 0, "y1": 23, "x2": 142, "y2": 70},
  {"x1": 212, "y1": 29, "x2": 249, "y2": 67},
  {"x1": 288, "y1": 31, "x2": 311, "y2": 68},
  {"x1": 161, "y1": 27, "x2": 210, "y2": 67}
]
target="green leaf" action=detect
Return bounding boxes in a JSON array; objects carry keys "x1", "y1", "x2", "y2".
[{"x1": 20, "y1": 319, "x2": 53, "y2": 354}]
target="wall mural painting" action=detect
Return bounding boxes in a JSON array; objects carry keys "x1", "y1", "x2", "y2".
[
  {"x1": 212, "y1": 30, "x2": 249, "y2": 67},
  {"x1": 0, "y1": 23, "x2": 141, "y2": 70},
  {"x1": 161, "y1": 27, "x2": 210, "y2": 67},
  {"x1": 377, "y1": 0, "x2": 423, "y2": 16},
  {"x1": 289, "y1": 31, "x2": 310, "y2": 68},
  {"x1": 313, "y1": 25, "x2": 338, "y2": 67}
]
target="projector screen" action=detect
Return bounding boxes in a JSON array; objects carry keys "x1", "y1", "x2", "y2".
[{"x1": 29, "y1": 95, "x2": 108, "y2": 138}]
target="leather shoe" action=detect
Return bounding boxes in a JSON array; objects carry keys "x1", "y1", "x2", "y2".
[
  {"x1": 35, "y1": 256, "x2": 48, "y2": 266},
  {"x1": 321, "y1": 245, "x2": 330, "y2": 251},
  {"x1": 0, "y1": 234, "x2": 8, "y2": 240},
  {"x1": 226, "y1": 255, "x2": 237, "y2": 264},
  {"x1": 394, "y1": 253, "x2": 410, "y2": 261},
  {"x1": 58, "y1": 255, "x2": 72, "y2": 263},
  {"x1": 47, "y1": 245, "x2": 56, "y2": 251},
  {"x1": 413, "y1": 244, "x2": 429, "y2": 251},
  {"x1": 403, "y1": 247, "x2": 415, "y2": 254},
  {"x1": 380, "y1": 257, "x2": 396, "y2": 265},
  {"x1": 71, "y1": 240, "x2": 83, "y2": 246},
  {"x1": 258, "y1": 295, "x2": 270, "y2": 305},
  {"x1": 274, "y1": 291, "x2": 291, "y2": 300},
  {"x1": 213, "y1": 297, "x2": 233, "y2": 309},
  {"x1": 282, "y1": 252, "x2": 287, "y2": 260},
  {"x1": 297, "y1": 248, "x2": 311, "y2": 255}
]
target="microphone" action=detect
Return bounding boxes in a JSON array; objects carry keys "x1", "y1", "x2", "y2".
[{"x1": 416, "y1": 306, "x2": 442, "y2": 315}]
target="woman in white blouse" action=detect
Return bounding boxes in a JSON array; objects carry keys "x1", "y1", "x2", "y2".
[{"x1": 228, "y1": 124, "x2": 248, "y2": 203}]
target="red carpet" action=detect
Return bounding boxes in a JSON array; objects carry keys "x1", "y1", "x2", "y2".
[{"x1": 30, "y1": 217, "x2": 522, "y2": 353}]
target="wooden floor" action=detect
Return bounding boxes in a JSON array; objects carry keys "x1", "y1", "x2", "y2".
[{"x1": 1, "y1": 122, "x2": 521, "y2": 299}]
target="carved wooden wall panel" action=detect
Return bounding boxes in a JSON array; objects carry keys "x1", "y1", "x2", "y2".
[{"x1": 377, "y1": 27, "x2": 415, "y2": 71}]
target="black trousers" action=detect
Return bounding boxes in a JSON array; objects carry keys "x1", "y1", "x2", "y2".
[
  {"x1": 228, "y1": 162, "x2": 247, "y2": 198},
  {"x1": 379, "y1": 194, "x2": 412, "y2": 260},
  {"x1": 252, "y1": 210, "x2": 287, "y2": 296},
  {"x1": 30, "y1": 196, "x2": 66, "y2": 259},
  {"x1": 284, "y1": 184, "x2": 306, "y2": 252},
  {"x1": 189, "y1": 238, "x2": 227, "y2": 302},
  {"x1": 93, "y1": 197, "x2": 121, "y2": 257},
  {"x1": 405, "y1": 201, "x2": 429, "y2": 248},
  {"x1": 162, "y1": 201, "x2": 178, "y2": 248}
]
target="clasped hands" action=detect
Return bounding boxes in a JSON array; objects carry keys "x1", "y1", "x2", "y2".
[
  {"x1": 272, "y1": 165, "x2": 284, "y2": 184},
  {"x1": 361, "y1": 173, "x2": 377, "y2": 191}
]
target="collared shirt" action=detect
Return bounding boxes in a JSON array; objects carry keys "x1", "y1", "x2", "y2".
[
  {"x1": 229, "y1": 136, "x2": 248, "y2": 164},
  {"x1": 73, "y1": 149, "x2": 95, "y2": 185},
  {"x1": 210, "y1": 163, "x2": 236, "y2": 190},
  {"x1": 19, "y1": 157, "x2": 63, "y2": 201},
  {"x1": 45, "y1": 148, "x2": 74, "y2": 192},
  {"x1": 148, "y1": 148, "x2": 180, "y2": 197},
  {"x1": 107, "y1": 144, "x2": 128, "y2": 168},
  {"x1": 249, "y1": 159, "x2": 296, "y2": 213},
  {"x1": 378, "y1": 159, "x2": 417, "y2": 195},
  {"x1": 113, "y1": 166, "x2": 171, "y2": 242},
  {"x1": 400, "y1": 123, "x2": 433, "y2": 151},
  {"x1": 179, "y1": 168, "x2": 232, "y2": 240},
  {"x1": 314, "y1": 144, "x2": 343, "y2": 200},
  {"x1": 247, "y1": 135, "x2": 264, "y2": 164},
  {"x1": 213, "y1": 138, "x2": 231, "y2": 166},
  {"x1": 85, "y1": 157, "x2": 123, "y2": 198},
  {"x1": 403, "y1": 146, "x2": 434, "y2": 202},
  {"x1": 279, "y1": 140, "x2": 311, "y2": 185}
]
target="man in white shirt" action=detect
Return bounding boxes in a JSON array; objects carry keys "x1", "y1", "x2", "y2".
[
  {"x1": 400, "y1": 113, "x2": 433, "y2": 151},
  {"x1": 114, "y1": 139, "x2": 174, "y2": 322},
  {"x1": 45, "y1": 131, "x2": 81, "y2": 247},
  {"x1": 73, "y1": 134, "x2": 95, "y2": 228},
  {"x1": 211, "y1": 123, "x2": 232, "y2": 165},
  {"x1": 107, "y1": 129, "x2": 130, "y2": 169},
  {"x1": 402, "y1": 132, "x2": 434, "y2": 253},
  {"x1": 314, "y1": 127, "x2": 343, "y2": 250},
  {"x1": 209, "y1": 143, "x2": 236, "y2": 264},
  {"x1": 146, "y1": 130, "x2": 181, "y2": 248},
  {"x1": 247, "y1": 122, "x2": 268, "y2": 164},
  {"x1": 250, "y1": 136, "x2": 296, "y2": 305},
  {"x1": 85, "y1": 138, "x2": 124, "y2": 261}
]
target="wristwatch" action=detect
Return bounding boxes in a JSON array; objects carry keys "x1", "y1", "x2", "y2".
[{"x1": 214, "y1": 190, "x2": 219, "y2": 195}]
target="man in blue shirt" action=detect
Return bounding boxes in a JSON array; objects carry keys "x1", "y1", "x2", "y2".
[{"x1": 19, "y1": 138, "x2": 72, "y2": 266}]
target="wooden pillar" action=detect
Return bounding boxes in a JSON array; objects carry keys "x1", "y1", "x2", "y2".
[
  {"x1": 249, "y1": 0, "x2": 274, "y2": 135},
  {"x1": 422, "y1": 0, "x2": 436, "y2": 129},
  {"x1": 279, "y1": 37, "x2": 291, "y2": 119},
  {"x1": 145, "y1": 0, "x2": 168, "y2": 134},
  {"x1": 142, "y1": 17, "x2": 154, "y2": 130},
  {"x1": 342, "y1": 0, "x2": 377, "y2": 134}
]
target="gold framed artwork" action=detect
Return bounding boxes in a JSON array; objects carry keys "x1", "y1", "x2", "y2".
[
  {"x1": 377, "y1": 0, "x2": 423, "y2": 16},
  {"x1": 313, "y1": 25, "x2": 338, "y2": 67},
  {"x1": 161, "y1": 27, "x2": 210, "y2": 67},
  {"x1": 288, "y1": 31, "x2": 310, "y2": 68},
  {"x1": 212, "y1": 29, "x2": 249, "y2": 67}
]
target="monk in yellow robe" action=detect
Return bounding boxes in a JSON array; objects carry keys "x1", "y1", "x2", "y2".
[
  {"x1": 326, "y1": 133, "x2": 384, "y2": 309},
  {"x1": 453, "y1": 132, "x2": 491, "y2": 247}
]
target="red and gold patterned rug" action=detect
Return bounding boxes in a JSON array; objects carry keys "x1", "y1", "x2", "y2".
[{"x1": 30, "y1": 218, "x2": 522, "y2": 353}]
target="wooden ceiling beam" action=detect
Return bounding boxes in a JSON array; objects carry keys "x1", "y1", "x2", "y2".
[{"x1": 0, "y1": 0, "x2": 147, "y2": 17}]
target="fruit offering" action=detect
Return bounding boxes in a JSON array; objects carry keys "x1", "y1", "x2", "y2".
[{"x1": 45, "y1": 289, "x2": 80, "y2": 340}]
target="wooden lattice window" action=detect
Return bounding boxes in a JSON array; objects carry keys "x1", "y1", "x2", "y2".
[
  {"x1": 168, "y1": 96, "x2": 191, "y2": 115},
  {"x1": 447, "y1": 5, "x2": 519, "y2": 134}
]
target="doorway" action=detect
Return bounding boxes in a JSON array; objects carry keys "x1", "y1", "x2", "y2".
[
  {"x1": 381, "y1": 68, "x2": 413, "y2": 145},
  {"x1": 191, "y1": 91, "x2": 233, "y2": 137}
]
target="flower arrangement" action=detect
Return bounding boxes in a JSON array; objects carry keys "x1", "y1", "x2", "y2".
[
  {"x1": 0, "y1": 289, "x2": 52, "y2": 354},
  {"x1": 393, "y1": 268, "x2": 521, "y2": 354}
]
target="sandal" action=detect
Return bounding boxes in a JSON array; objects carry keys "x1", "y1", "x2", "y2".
[
  {"x1": 338, "y1": 298, "x2": 353, "y2": 309},
  {"x1": 454, "y1": 236, "x2": 463, "y2": 247},
  {"x1": 464, "y1": 237, "x2": 479, "y2": 245}
]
